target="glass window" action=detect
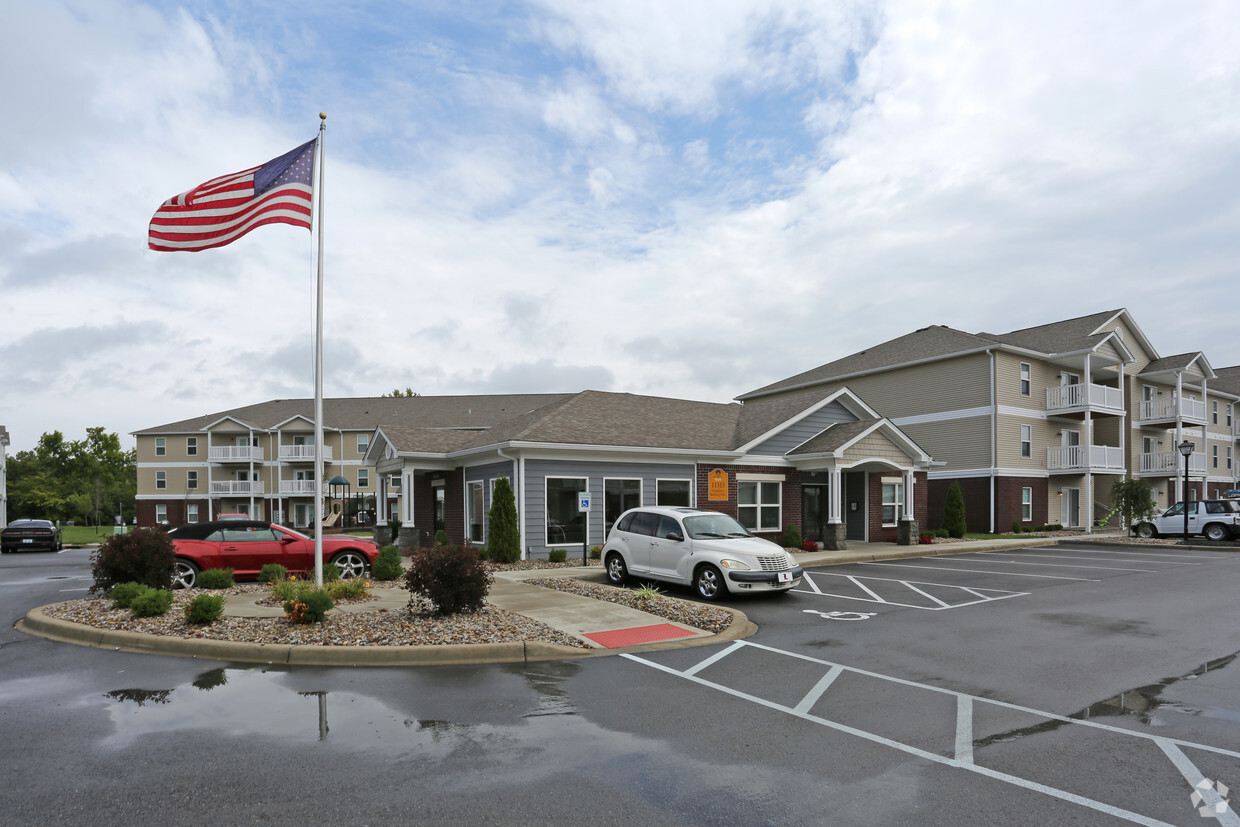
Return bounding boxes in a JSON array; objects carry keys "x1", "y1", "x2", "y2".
[
  {"x1": 546, "y1": 477, "x2": 586, "y2": 545},
  {"x1": 1019, "y1": 363, "x2": 1031, "y2": 397},
  {"x1": 468, "y1": 481, "x2": 485, "y2": 543},
  {"x1": 389, "y1": 474, "x2": 401, "y2": 489},
  {"x1": 1228, "y1": 447, "x2": 1233, "y2": 470},
  {"x1": 156, "y1": 471, "x2": 166, "y2": 490},
  {"x1": 155, "y1": 504, "x2": 167, "y2": 524},
  {"x1": 1213, "y1": 401, "x2": 1219, "y2": 424},
  {"x1": 1020, "y1": 425, "x2": 1032, "y2": 458},
  {"x1": 1213, "y1": 446, "x2": 1219, "y2": 468},
  {"x1": 1021, "y1": 487, "x2": 1032, "y2": 521},
  {"x1": 186, "y1": 470, "x2": 197, "y2": 490},
  {"x1": 356, "y1": 433, "x2": 369, "y2": 455},
  {"x1": 628, "y1": 512, "x2": 659, "y2": 536},
  {"x1": 684, "y1": 512, "x2": 751, "y2": 539},
  {"x1": 738, "y1": 480, "x2": 781, "y2": 531},
  {"x1": 186, "y1": 436, "x2": 197, "y2": 456},
  {"x1": 187, "y1": 504, "x2": 199, "y2": 523},
  {"x1": 656, "y1": 479, "x2": 691, "y2": 507},
  {"x1": 155, "y1": 437, "x2": 166, "y2": 456},
  {"x1": 604, "y1": 479, "x2": 641, "y2": 535},
  {"x1": 357, "y1": 469, "x2": 370, "y2": 488},
  {"x1": 881, "y1": 482, "x2": 903, "y2": 526}
]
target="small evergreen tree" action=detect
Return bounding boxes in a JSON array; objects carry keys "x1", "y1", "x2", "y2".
[
  {"x1": 943, "y1": 481, "x2": 967, "y2": 539},
  {"x1": 487, "y1": 476, "x2": 521, "y2": 564},
  {"x1": 1110, "y1": 478, "x2": 1157, "y2": 536}
]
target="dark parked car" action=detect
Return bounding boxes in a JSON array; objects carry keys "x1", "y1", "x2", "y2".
[
  {"x1": 166, "y1": 520, "x2": 379, "y2": 588},
  {"x1": 1, "y1": 519, "x2": 63, "y2": 553}
]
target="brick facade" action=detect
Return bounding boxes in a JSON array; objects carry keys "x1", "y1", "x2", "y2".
[
  {"x1": 996, "y1": 477, "x2": 1048, "y2": 529},
  {"x1": 694, "y1": 464, "x2": 803, "y2": 541},
  {"x1": 866, "y1": 472, "x2": 929, "y2": 542}
]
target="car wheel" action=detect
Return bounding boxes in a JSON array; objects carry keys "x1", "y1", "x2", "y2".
[
  {"x1": 331, "y1": 551, "x2": 368, "y2": 580},
  {"x1": 605, "y1": 552, "x2": 628, "y2": 585},
  {"x1": 172, "y1": 559, "x2": 199, "y2": 589},
  {"x1": 694, "y1": 564, "x2": 726, "y2": 601},
  {"x1": 1203, "y1": 523, "x2": 1228, "y2": 542},
  {"x1": 1134, "y1": 523, "x2": 1157, "y2": 539}
]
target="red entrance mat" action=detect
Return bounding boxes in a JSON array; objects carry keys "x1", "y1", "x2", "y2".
[{"x1": 583, "y1": 623, "x2": 697, "y2": 648}]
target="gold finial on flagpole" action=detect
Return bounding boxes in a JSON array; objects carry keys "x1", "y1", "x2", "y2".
[{"x1": 320, "y1": 112, "x2": 327, "y2": 120}]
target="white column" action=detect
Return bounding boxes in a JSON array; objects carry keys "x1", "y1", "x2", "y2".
[
  {"x1": 829, "y1": 467, "x2": 843, "y2": 523},
  {"x1": 402, "y1": 468, "x2": 415, "y2": 524},
  {"x1": 903, "y1": 469, "x2": 915, "y2": 521},
  {"x1": 376, "y1": 475, "x2": 388, "y2": 526}
]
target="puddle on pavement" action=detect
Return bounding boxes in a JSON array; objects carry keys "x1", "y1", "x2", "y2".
[{"x1": 976, "y1": 651, "x2": 1240, "y2": 747}]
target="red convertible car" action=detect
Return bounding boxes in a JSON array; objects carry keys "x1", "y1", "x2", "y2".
[{"x1": 166, "y1": 520, "x2": 379, "y2": 589}]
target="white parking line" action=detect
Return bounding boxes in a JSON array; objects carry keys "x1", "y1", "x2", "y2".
[
  {"x1": 1050, "y1": 546, "x2": 1223, "y2": 561},
  {"x1": 861, "y1": 561, "x2": 1102, "y2": 581},
  {"x1": 980, "y1": 550, "x2": 1201, "y2": 566},
  {"x1": 624, "y1": 642, "x2": 1240, "y2": 826},
  {"x1": 936, "y1": 555, "x2": 1157, "y2": 573},
  {"x1": 793, "y1": 572, "x2": 1027, "y2": 610}
]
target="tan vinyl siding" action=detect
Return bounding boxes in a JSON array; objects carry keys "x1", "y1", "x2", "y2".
[
  {"x1": 846, "y1": 432, "x2": 912, "y2": 466},
  {"x1": 900, "y1": 416, "x2": 992, "y2": 470},
  {"x1": 1097, "y1": 317, "x2": 1154, "y2": 371},
  {"x1": 997, "y1": 415, "x2": 1056, "y2": 467},
  {"x1": 1094, "y1": 340, "x2": 1121, "y2": 364},
  {"x1": 995, "y1": 353, "x2": 1054, "y2": 409},
  {"x1": 788, "y1": 352, "x2": 992, "y2": 420}
]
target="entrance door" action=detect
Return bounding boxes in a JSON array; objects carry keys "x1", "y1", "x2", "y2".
[
  {"x1": 802, "y1": 485, "x2": 827, "y2": 542},
  {"x1": 845, "y1": 472, "x2": 866, "y2": 541},
  {"x1": 433, "y1": 486, "x2": 446, "y2": 537},
  {"x1": 1061, "y1": 488, "x2": 1080, "y2": 527}
]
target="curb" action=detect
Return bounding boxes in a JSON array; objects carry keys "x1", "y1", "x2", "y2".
[{"x1": 16, "y1": 598, "x2": 753, "y2": 667}]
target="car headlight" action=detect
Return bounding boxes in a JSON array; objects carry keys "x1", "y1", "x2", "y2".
[{"x1": 718, "y1": 558, "x2": 751, "y2": 571}]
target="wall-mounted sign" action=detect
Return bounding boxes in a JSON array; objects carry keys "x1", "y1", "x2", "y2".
[{"x1": 708, "y1": 468, "x2": 729, "y2": 501}]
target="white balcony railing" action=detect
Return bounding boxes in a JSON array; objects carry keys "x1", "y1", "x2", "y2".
[
  {"x1": 1140, "y1": 451, "x2": 1208, "y2": 476},
  {"x1": 1046, "y1": 445, "x2": 1126, "y2": 472},
  {"x1": 1045, "y1": 383, "x2": 1125, "y2": 414},
  {"x1": 1139, "y1": 397, "x2": 1207, "y2": 424},
  {"x1": 279, "y1": 480, "x2": 324, "y2": 496},
  {"x1": 210, "y1": 480, "x2": 265, "y2": 495},
  {"x1": 278, "y1": 444, "x2": 333, "y2": 462},
  {"x1": 209, "y1": 446, "x2": 265, "y2": 462}
]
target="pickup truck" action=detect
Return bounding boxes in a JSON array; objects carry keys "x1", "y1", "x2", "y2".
[{"x1": 1132, "y1": 500, "x2": 1240, "y2": 540}]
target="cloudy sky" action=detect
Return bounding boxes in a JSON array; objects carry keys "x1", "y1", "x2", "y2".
[{"x1": 3, "y1": 1, "x2": 1240, "y2": 453}]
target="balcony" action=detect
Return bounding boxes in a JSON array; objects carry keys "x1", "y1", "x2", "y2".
[
  {"x1": 1046, "y1": 445, "x2": 1126, "y2": 473},
  {"x1": 278, "y1": 444, "x2": 333, "y2": 462},
  {"x1": 279, "y1": 480, "x2": 325, "y2": 496},
  {"x1": 1045, "y1": 383, "x2": 1125, "y2": 416},
  {"x1": 1140, "y1": 451, "x2": 1207, "y2": 477},
  {"x1": 210, "y1": 480, "x2": 265, "y2": 495},
  {"x1": 209, "y1": 446, "x2": 265, "y2": 462},
  {"x1": 1138, "y1": 397, "x2": 1207, "y2": 427}
]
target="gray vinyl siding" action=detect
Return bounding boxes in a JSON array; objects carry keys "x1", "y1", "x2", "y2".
[
  {"x1": 899, "y1": 416, "x2": 992, "y2": 470},
  {"x1": 750, "y1": 400, "x2": 858, "y2": 455},
  {"x1": 462, "y1": 461, "x2": 516, "y2": 543},
  {"x1": 521, "y1": 458, "x2": 696, "y2": 557}
]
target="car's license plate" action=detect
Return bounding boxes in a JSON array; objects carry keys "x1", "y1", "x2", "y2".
[
  {"x1": 777, "y1": 571, "x2": 792, "y2": 583},
  {"x1": 22, "y1": 538, "x2": 33, "y2": 544}
]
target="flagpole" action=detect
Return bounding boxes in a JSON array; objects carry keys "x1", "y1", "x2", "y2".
[{"x1": 313, "y1": 112, "x2": 327, "y2": 587}]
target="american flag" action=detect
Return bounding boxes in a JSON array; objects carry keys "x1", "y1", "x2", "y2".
[{"x1": 148, "y1": 138, "x2": 316, "y2": 252}]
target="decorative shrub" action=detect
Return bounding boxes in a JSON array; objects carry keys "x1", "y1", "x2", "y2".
[
  {"x1": 129, "y1": 588, "x2": 174, "y2": 617},
  {"x1": 404, "y1": 544, "x2": 492, "y2": 615},
  {"x1": 547, "y1": 548, "x2": 567, "y2": 563},
  {"x1": 487, "y1": 476, "x2": 521, "y2": 564},
  {"x1": 589, "y1": 545, "x2": 602, "y2": 560},
  {"x1": 782, "y1": 524, "x2": 803, "y2": 549},
  {"x1": 433, "y1": 530, "x2": 450, "y2": 548},
  {"x1": 109, "y1": 582, "x2": 149, "y2": 609},
  {"x1": 1011, "y1": 521, "x2": 1022, "y2": 534},
  {"x1": 284, "y1": 589, "x2": 334, "y2": 624},
  {"x1": 371, "y1": 545, "x2": 404, "y2": 581},
  {"x1": 185, "y1": 593, "x2": 226, "y2": 625},
  {"x1": 319, "y1": 560, "x2": 341, "y2": 582},
  {"x1": 325, "y1": 578, "x2": 369, "y2": 600},
  {"x1": 942, "y1": 481, "x2": 967, "y2": 539},
  {"x1": 258, "y1": 563, "x2": 287, "y2": 583},
  {"x1": 90, "y1": 528, "x2": 176, "y2": 595},
  {"x1": 801, "y1": 539, "x2": 818, "y2": 552},
  {"x1": 388, "y1": 517, "x2": 402, "y2": 545},
  {"x1": 197, "y1": 568, "x2": 235, "y2": 589},
  {"x1": 268, "y1": 575, "x2": 307, "y2": 602}
]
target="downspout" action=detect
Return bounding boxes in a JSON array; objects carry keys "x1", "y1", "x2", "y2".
[
  {"x1": 989, "y1": 349, "x2": 996, "y2": 534},
  {"x1": 497, "y1": 446, "x2": 526, "y2": 561}
]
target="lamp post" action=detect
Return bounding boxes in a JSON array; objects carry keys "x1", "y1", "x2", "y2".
[{"x1": 1178, "y1": 440, "x2": 1194, "y2": 539}]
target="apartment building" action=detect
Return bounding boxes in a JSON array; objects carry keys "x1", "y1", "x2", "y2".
[{"x1": 739, "y1": 309, "x2": 1240, "y2": 533}]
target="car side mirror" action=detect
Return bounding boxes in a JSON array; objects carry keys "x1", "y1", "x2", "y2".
[
  {"x1": 667, "y1": 532, "x2": 684, "y2": 542},
  {"x1": 281, "y1": 535, "x2": 296, "y2": 543}
]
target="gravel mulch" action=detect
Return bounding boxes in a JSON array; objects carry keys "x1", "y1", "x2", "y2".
[{"x1": 523, "y1": 578, "x2": 735, "y2": 633}]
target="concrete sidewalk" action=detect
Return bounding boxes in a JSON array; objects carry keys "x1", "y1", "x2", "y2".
[{"x1": 18, "y1": 534, "x2": 1121, "y2": 666}]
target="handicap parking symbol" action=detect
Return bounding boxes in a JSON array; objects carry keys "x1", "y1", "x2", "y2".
[{"x1": 802, "y1": 609, "x2": 877, "y2": 621}]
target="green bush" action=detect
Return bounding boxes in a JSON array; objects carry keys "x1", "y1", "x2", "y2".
[
  {"x1": 547, "y1": 548, "x2": 567, "y2": 563},
  {"x1": 109, "y1": 582, "x2": 149, "y2": 609},
  {"x1": 185, "y1": 593, "x2": 226, "y2": 625},
  {"x1": 487, "y1": 476, "x2": 521, "y2": 564},
  {"x1": 267, "y1": 576, "x2": 306, "y2": 602},
  {"x1": 283, "y1": 587, "x2": 334, "y2": 624},
  {"x1": 942, "y1": 481, "x2": 967, "y2": 539},
  {"x1": 1011, "y1": 521, "x2": 1022, "y2": 534},
  {"x1": 433, "y1": 530, "x2": 449, "y2": 548},
  {"x1": 129, "y1": 588, "x2": 174, "y2": 617},
  {"x1": 258, "y1": 563, "x2": 288, "y2": 583},
  {"x1": 197, "y1": 568, "x2": 235, "y2": 589},
  {"x1": 590, "y1": 545, "x2": 602, "y2": 560},
  {"x1": 781, "y1": 524, "x2": 803, "y2": 549},
  {"x1": 90, "y1": 528, "x2": 176, "y2": 595},
  {"x1": 404, "y1": 544, "x2": 492, "y2": 615},
  {"x1": 387, "y1": 517, "x2": 402, "y2": 545},
  {"x1": 371, "y1": 545, "x2": 404, "y2": 581},
  {"x1": 325, "y1": 578, "x2": 368, "y2": 600}
]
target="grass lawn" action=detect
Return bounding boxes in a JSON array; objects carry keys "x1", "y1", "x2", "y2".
[{"x1": 60, "y1": 525, "x2": 130, "y2": 546}]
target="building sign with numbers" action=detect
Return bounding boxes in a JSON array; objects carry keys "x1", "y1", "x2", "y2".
[{"x1": 708, "y1": 468, "x2": 728, "y2": 501}]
